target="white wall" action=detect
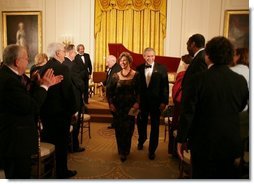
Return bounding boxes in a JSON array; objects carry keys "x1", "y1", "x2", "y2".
[
  {"x1": 164, "y1": 0, "x2": 249, "y2": 57},
  {"x1": 0, "y1": 0, "x2": 249, "y2": 62}
]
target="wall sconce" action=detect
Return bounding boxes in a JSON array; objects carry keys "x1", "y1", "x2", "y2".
[{"x1": 62, "y1": 34, "x2": 73, "y2": 46}]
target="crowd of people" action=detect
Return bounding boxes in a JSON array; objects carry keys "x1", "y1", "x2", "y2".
[{"x1": 0, "y1": 33, "x2": 249, "y2": 179}]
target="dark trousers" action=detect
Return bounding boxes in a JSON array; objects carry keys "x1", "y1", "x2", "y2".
[
  {"x1": 191, "y1": 153, "x2": 240, "y2": 179},
  {"x1": 72, "y1": 119, "x2": 81, "y2": 150},
  {"x1": 3, "y1": 156, "x2": 32, "y2": 179},
  {"x1": 72, "y1": 100, "x2": 84, "y2": 150},
  {"x1": 41, "y1": 116, "x2": 71, "y2": 178},
  {"x1": 137, "y1": 108, "x2": 161, "y2": 154},
  {"x1": 84, "y1": 79, "x2": 89, "y2": 103},
  {"x1": 168, "y1": 102, "x2": 180, "y2": 155}
]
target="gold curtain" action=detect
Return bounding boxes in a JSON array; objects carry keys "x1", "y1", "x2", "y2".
[{"x1": 94, "y1": 0, "x2": 167, "y2": 72}]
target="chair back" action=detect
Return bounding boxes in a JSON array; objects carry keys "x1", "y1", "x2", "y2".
[{"x1": 93, "y1": 72, "x2": 106, "y2": 83}]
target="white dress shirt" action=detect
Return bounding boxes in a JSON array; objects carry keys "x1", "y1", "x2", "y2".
[{"x1": 145, "y1": 62, "x2": 154, "y2": 87}]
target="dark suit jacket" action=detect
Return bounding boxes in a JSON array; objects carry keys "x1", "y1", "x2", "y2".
[
  {"x1": 181, "y1": 49, "x2": 207, "y2": 90},
  {"x1": 63, "y1": 57, "x2": 84, "y2": 110},
  {"x1": 136, "y1": 62, "x2": 169, "y2": 108},
  {"x1": 40, "y1": 58, "x2": 77, "y2": 118},
  {"x1": 0, "y1": 65, "x2": 47, "y2": 157},
  {"x1": 63, "y1": 57, "x2": 85, "y2": 92},
  {"x1": 104, "y1": 63, "x2": 122, "y2": 87},
  {"x1": 177, "y1": 65, "x2": 249, "y2": 160},
  {"x1": 105, "y1": 63, "x2": 121, "y2": 101},
  {"x1": 72, "y1": 55, "x2": 90, "y2": 90},
  {"x1": 62, "y1": 57, "x2": 73, "y2": 69},
  {"x1": 74, "y1": 53, "x2": 92, "y2": 75}
]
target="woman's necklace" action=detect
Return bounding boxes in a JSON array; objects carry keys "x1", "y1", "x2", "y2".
[{"x1": 121, "y1": 69, "x2": 131, "y2": 77}]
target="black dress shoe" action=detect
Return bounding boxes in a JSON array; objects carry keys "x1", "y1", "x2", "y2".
[
  {"x1": 73, "y1": 147, "x2": 85, "y2": 153},
  {"x1": 58, "y1": 170, "x2": 77, "y2": 179},
  {"x1": 120, "y1": 154, "x2": 127, "y2": 162},
  {"x1": 107, "y1": 125, "x2": 115, "y2": 129},
  {"x1": 148, "y1": 153, "x2": 155, "y2": 160},
  {"x1": 137, "y1": 144, "x2": 143, "y2": 150}
]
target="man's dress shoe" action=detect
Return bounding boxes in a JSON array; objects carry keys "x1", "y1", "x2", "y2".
[
  {"x1": 73, "y1": 147, "x2": 85, "y2": 153},
  {"x1": 148, "y1": 153, "x2": 155, "y2": 160},
  {"x1": 120, "y1": 154, "x2": 127, "y2": 162},
  {"x1": 58, "y1": 170, "x2": 77, "y2": 179},
  {"x1": 107, "y1": 125, "x2": 115, "y2": 129},
  {"x1": 137, "y1": 144, "x2": 143, "y2": 150}
]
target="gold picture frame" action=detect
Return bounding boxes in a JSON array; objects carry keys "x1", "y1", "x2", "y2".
[
  {"x1": 2, "y1": 11, "x2": 42, "y2": 69},
  {"x1": 223, "y1": 10, "x2": 249, "y2": 48}
]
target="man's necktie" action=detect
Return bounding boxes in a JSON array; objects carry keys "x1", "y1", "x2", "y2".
[
  {"x1": 145, "y1": 64, "x2": 152, "y2": 69},
  {"x1": 81, "y1": 55, "x2": 85, "y2": 64},
  {"x1": 20, "y1": 75, "x2": 30, "y2": 91},
  {"x1": 145, "y1": 65, "x2": 152, "y2": 87},
  {"x1": 107, "y1": 68, "x2": 111, "y2": 76}
]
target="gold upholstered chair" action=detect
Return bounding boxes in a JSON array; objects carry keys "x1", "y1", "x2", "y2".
[{"x1": 80, "y1": 113, "x2": 91, "y2": 144}]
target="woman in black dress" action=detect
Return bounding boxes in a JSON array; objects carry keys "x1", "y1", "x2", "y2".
[
  {"x1": 30, "y1": 53, "x2": 48, "y2": 78},
  {"x1": 107, "y1": 52, "x2": 140, "y2": 162}
]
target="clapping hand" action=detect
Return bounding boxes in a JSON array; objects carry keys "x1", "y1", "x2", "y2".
[{"x1": 35, "y1": 69, "x2": 63, "y2": 88}]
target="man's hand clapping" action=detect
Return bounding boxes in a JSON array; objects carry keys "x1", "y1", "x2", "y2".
[{"x1": 33, "y1": 68, "x2": 63, "y2": 88}]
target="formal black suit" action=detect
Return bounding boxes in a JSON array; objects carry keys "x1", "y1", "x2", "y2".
[
  {"x1": 181, "y1": 49, "x2": 207, "y2": 90},
  {"x1": 104, "y1": 63, "x2": 121, "y2": 88},
  {"x1": 39, "y1": 58, "x2": 78, "y2": 178},
  {"x1": 105, "y1": 63, "x2": 122, "y2": 101},
  {"x1": 63, "y1": 57, "x2": 85, "y2": 109},
  {"x1": 136, "y1": 62, "x2": 169, "y2": 154},
  {"x1": 74, "y1": 53, "x2": 92, "y2": 103},
  {"x1": 177, "y1": 65, "x2": 249, "y2": 178},
  {"x1": 63, "y1": 57, "x2": 85, "y2": 150},
  {"x1": 0, "y1": 65, "x2": 47, "y2": 178}
]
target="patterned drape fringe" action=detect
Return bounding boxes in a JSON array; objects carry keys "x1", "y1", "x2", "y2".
[{"x1": 94, "y1": 0, "x2": 167, "y2": 72}]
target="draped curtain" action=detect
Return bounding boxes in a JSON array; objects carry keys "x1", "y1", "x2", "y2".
[{"x1": 94, "y1": 0, "x2": 167, "y2": 71}]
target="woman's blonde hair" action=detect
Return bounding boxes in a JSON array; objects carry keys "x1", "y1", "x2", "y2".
[{"x1": 34, "y1": 53, "x2": 48, "y2": 66}]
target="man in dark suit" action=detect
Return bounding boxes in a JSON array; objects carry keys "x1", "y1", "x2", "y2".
[
  {"x1": 103, "y1": 55, "x2": 121, "y2": 129},
  {"x1": 63, "y1": 44, "x2": 85, "y2": 153},
  {"x1": 136, "y1": 47, "x2": 169, "y2": 160},
  {"x1": 181, "y1": 34, "x2": 207, "y2": 89},
  {"x1": 0, "y1": 44, "x2": 62, "y2": 179},
  {"x1": 177, "y1": 36, "x2": 249, "y2": 178},
  {"x1": 74, "y1": 44, "x2": 92, "y2": 104},
  {"x1": 40, "y1": 42, "x2": 78, "y2": 179}
]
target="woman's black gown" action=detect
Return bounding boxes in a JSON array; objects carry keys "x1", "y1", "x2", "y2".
[{"x1": 108, "y1": 72, "x2": 140, "y2": 156}]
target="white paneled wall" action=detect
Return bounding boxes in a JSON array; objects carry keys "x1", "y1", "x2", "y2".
[
  {"x1": 0, "y1": 0, "x2": 249, "y2": 61},
  {"x1": 164, "y1": 0, "x2": 249, "y2": 57}
]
